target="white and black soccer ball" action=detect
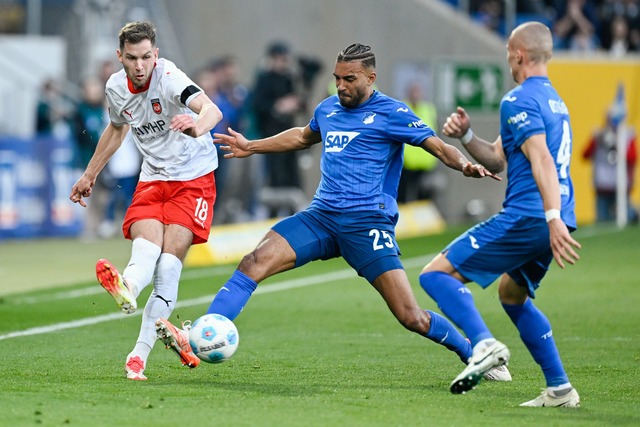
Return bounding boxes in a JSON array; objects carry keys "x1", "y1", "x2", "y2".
[{"x1": 188, "y1": 313, "x2": 239, "y2": 363}]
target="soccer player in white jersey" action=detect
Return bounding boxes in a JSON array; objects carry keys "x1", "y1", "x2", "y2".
[{"x1": 70, "y1": 21, "x2": 222, "y2": 380}]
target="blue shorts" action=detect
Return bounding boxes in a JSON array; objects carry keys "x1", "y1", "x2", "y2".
[
  {"x1": 272, "y1": 207, "x2": 403, "y2": 283},
  {"x1": 444, "y1": 212, "x2": 555, "y2": 298}
]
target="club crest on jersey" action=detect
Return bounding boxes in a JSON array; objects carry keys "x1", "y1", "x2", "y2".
[
  {"x1": 362, "y1": 112, "x2": 376, "y2": 124},
  {"x1": 151, "y1": 98, "x2": 162, "y2": 114}
]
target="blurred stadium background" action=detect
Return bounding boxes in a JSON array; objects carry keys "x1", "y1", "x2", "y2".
[{"x1": 0, "y1": 0, "x2": 638, "y2": 258}]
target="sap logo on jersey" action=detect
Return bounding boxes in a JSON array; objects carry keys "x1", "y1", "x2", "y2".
[{"x1": 325, "y1": 131, "x2": 359, "y2": 152}]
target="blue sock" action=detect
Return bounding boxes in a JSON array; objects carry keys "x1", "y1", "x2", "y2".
[
  {"x1": 207, "y1": 270, "x2": 258, "y2": 321},
  {"x1": 420, "y1": 271, "x2": 493, "y2": 346},
  {"x1": 425, "y1": 310, "x2": 472, "y2": 363},
  {"x1": 502, "y1": 299, "x2": 569, "y2": 387}
]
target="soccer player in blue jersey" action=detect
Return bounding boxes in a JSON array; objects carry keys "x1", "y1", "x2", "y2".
[
  {"x1": 419, "y1": 22, "x2": 581, "y2": 407},
  {"x1": 155, "y1": 43, "x2": 507, "y2": 380}
]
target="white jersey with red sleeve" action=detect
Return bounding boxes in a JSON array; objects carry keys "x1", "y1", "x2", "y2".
[{"x1": 105, "y1": 58, "x2": 217, "y2": 182}]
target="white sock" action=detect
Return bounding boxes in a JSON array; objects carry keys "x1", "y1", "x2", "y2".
[
  {"x1": 135, "y1": 253, "x2": 182, "y2": 349},
  {"x1": 123, "y1": 238, "x2": 162, "y2": 297},
  {"x1": 127, "y1": 342, "x2": 152, "y2": 365}
]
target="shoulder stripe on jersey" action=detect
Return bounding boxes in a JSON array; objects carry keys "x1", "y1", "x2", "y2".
[{"x1": 180, "y1": 85, "x2": 200, "y2": 105}]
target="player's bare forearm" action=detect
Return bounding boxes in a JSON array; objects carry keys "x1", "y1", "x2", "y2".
[
  {"x1": 85, "y1": 123, "x2": 125, "y2": 179},
  {"x1": 423, "y1": 137, "x2": 500, "y2": 180},
  {"x1": 254, "y1": 126, "x2": 319, "y2": 153},
  {"x1": 460, "y1": 137, "x2": 506, "y2": 174},
  {"x1": 179, "y1": 94, "x2": 223, "y2": 138},
  {"x1": 192, "y1": 102, "x2": 222, "y2": 137},
  {"x1": 442, "y1": 106, "x2": 505, "y2": 173},
  {"x1": 216, "y1": 125, "x2": 319, "y2": 159}
]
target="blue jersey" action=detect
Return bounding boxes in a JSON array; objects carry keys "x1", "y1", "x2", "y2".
[
  {"x1": 308, "y1": 91, "x2": 436, "y2": 219},
  {"x1": 500, "y1": 76, "x2": 576, "y2": 228}
]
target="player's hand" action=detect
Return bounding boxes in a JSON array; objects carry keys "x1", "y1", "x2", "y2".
[
  {"x1": 170, "y1": 113, "x2": 199, "y2": 138},
  {"x1": 462, "y1": 162, "x2": 502, "y2": 181},
  {"x1": 69, "y1": 174, "x2": 95, "y2": 207},
  {"x1": 214, "y1": 128, "x2": 253, "y2": 158},
  {"x1": 548, "y1": 219, "x2": 581, "y2": 268},
  {"x1": 443, "y1": 107, "x2": 471, "y2": 139}
]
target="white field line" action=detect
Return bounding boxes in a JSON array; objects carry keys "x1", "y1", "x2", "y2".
[{"x1": 0, "y1": 255, "x2": 432, "y2": 342}]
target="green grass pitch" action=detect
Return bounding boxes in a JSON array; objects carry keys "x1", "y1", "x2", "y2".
[{"x1": 0, "y1": 225, "x2": 638, "y2": 426}]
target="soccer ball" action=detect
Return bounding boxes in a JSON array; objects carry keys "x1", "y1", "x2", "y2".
[{"x1": 188, "y1": 313, "x2": 239, "y2": 363}]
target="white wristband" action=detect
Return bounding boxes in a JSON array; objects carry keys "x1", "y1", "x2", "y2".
[
  {"x1": 545, "y1": 209, "x2": 561, "y2": 223},
  {"x1": 460, "y1": 128, "x2": 474, "y2": 145}
]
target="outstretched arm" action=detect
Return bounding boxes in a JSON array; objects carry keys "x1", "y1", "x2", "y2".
[
  {"x1": 214, "y1": 125, "x2": 321, "y2": 158},
  {"x1": 420, "y1": 135, "x2": 501, "y2": 181},
  {"x1": 443, "y1": 106, "x2": 506, "y2": 174}
]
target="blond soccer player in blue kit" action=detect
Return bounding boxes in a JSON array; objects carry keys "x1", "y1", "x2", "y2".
[{"x1": 419, "y1": 22, "x2": 581, "y2": 407}]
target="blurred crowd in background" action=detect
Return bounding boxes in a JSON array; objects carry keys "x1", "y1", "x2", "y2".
[
  {"x1": 448, "y1": 0, "x2": 640, "y2": 55},
  {"x1": 2, "y1": 0, "x2": 638, "y2": 241}
]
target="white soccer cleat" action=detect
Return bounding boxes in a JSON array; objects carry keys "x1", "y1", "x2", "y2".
[
  {"x1": 483, "y1": 364, "x2": 512, "y2": 382},
  {"x1": 520, "y1": 388, "x2": 580, "y2": 408},
  {"x1": 124, "y1": 356, "x2": 147, "y2": 381},
  {"x1": 450, "y1": 340, "x2": 510, "y2": 394},
  {"x1": 96, "y1": 259, "x2": 137, "y2": 314}
]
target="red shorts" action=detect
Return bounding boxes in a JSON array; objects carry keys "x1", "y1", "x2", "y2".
[{"x1": 122, "y1": 172, "x2": 216, "y2": 244}]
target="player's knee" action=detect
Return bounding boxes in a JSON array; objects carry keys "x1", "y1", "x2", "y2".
[
  {"x1": 396, "y1": 309, "x2": 429, "y2": 335},
  {"x1": 237, "y1": 250, "x2": 275, "y2": 283},
  {"x1": 498, "y1": 280, "x2": 527, "y2": 305}
]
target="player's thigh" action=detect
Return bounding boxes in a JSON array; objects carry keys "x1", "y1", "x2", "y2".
[
  {"x1": 445, "y1": 213, "x2": 550, "y2": 288},
  {"x1": 164, "y1": 173, "x2": 216, "y2": 245},
  {"x1": 129, "y1": 218, "x2": 165, "y2": 246},
  {"x1": 272, "y1": 210, "x2": 339, "y2": 268},
  {"x1": 122, "y1": 180, "x2": 164, "y2": 239},
  {"x1": 337, "y1": 211, "x2": 403, "y2": 283},
  {"x1": 161, "y1": 223, "x2": 195, "y2": 261}
]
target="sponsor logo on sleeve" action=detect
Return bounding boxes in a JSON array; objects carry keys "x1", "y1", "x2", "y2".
[{"x1": 507, "y1": 111, "x2": 530, "y2": 129}]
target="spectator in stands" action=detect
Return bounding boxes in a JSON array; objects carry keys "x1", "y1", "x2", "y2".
[
  {"x1": 598, "y1": 0, "x2": 640, "y2": 53},
  {"x1": 35, "y1": 78, "x2": 74, "y2": 139},
  {"x1": 553, "y1": 0, "x2": 599, "y2": 50},
  {"x1": 71, "y1": 76, "x2": 111, "y2": 240},
  {"x1": 471, "y1": 0, "x2": 504, "y2": 34},
  {"x1": 398, "y1": 82, "x2": 441, "y2": 204},
  {"x1": 98, "y1": 132, "x2": 141, "y2": 239},
  {"x1": 583, "y1": 107, "x2": 638, "y2": 223},
  {"x1": 252, "y1": 41, "x2": 306, "y2": 218},
  {"x1": 207, "y1": 56, "x2": 259, "y2": 224},
  {"x1": 608, "y1": 15, "x2": 632, "y2": 56}
]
